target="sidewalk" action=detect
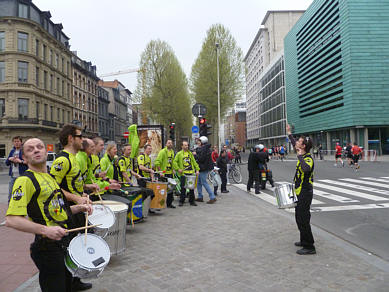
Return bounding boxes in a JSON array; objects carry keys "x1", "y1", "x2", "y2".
[
  {"x1": 0, "y1": 203, "x2": 38, "y2": 292},
  {"x1": 12, "y1": 187, "x2": 389, "y2": 291}
]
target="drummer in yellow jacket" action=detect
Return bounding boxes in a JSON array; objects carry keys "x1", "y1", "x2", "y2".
[
  {"x1": 173, "y1": 141, "x2": 199, "y2": 207},
  {"x1": 154, "y1": 139, "x2": 175, "y2": 208},
  {"x1": 118, "y1": 144, "x2": 141, "y2": 184}
]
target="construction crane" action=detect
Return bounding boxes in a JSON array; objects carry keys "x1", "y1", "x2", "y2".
[{"x1": 99, "y1": 67, "x2": 140, "y2": 78}]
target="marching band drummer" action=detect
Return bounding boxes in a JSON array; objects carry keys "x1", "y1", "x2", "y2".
[
  {"x1": 154, "y1": 139, "x2": 176, "y2": 208},
  {"x1": 137, "y1": 144, "x2": 155, "y2": 187},
  {"x1": 50, "y1": 124, "x2": 94, "y2": 290},
  {"x1": 118, "y1": 144, "x2": 141, "y2": 184},
  {"x1": 173, "y1": 141, "x2": 199, "y2": 207},
  {"x1": 286, "y1": 123, "x2": 316, "y2": 255},
  {"x1": 5, "y1": 138, "x2": 92, "y2": 292},
  {"x1": 100, "y1": 142, "x2": 120, "y2": 182}
]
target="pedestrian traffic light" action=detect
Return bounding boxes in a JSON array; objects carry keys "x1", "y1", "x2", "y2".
[
  {"x1": 199, "y1": 118, "x2": 212, "y2": 137},
  {"x1": 169, "y1": 123, "x2": 175, "y2": 140}
]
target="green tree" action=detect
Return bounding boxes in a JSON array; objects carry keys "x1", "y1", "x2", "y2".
[
  {"x1": 135, "y1": 40, "x2": 192, "y2": 141},
  {"x1": 190, "y1": 24, "x2": 244, "y2": 145}
]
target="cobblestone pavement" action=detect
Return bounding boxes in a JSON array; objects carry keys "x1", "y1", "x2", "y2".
[{"x1": 17, "y1": 186, "x2": 389, "y2": 291}]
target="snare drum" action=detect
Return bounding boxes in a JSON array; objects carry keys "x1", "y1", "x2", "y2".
[
  {"x1": 65, "y1": 233, "x2": 111, "y2": 279},
  {"x1": 185, "y1": 175, "x2": 196, "y2": 190},
  {"x1": 103, "y1": 200, "x2": 128, "y2": 255},
  {"x1": 167, "y1": 177, "x2": 177, "y2": 191},
  {"x1": 88, "y1": 204, "x2": 116, "y2": 238},
  {"x1": 274, "y1": 183, "x2": 297, "y2": 209}
]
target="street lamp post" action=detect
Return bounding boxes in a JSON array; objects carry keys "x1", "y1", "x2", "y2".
[{"x1": 216, "y1": 43, "x2": 221, "y2": 152}]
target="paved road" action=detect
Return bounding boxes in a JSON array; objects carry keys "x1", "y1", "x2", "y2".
[{"x1": 236, "y1": 154, "x2": 389, "y2": 262}]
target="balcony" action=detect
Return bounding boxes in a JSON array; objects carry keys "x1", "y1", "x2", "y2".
[
  {"x1": 8, "y1": 118, "x2": 39, "y2": 124},
  {"x1": 42, "y1": 120, "x2": 57, "y2": 127}
]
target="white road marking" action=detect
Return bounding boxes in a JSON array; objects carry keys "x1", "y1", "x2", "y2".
[
  {"x1": 311, "y1": 203, "x2": 389, "y2": 212},
  {"x1": 314, "y1": 182, "x2": 386, "y2": 201},
  {"x1": 381, "y1": 177, "x2": 389, "y2": 179},
  {"x1": 314, "y1": 189, "x2": 359, "y2": 203},
  {"x1": 340, "y1": 178, "x2": 389, "y2": 189},
  {"x1": 360, "y1": 177, "x2": 389, "y2": 184},
  {"x1": 320, "y1": 179, "x2": 389, "y2": 196}
]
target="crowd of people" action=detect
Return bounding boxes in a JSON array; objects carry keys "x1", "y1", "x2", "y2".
[{"x1": 3, "y1": 124, "x2": 234, "y2": 291}]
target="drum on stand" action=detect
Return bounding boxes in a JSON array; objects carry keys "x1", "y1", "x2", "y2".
[
  {"x1": 147, "y1": 181, "x2": 168, "y2": 210},
  {"x1": 273, "y1": 183, "x2": 297, "y2": 209},
  {"x1": 65, "y1": 233, "x2": 110, "y2": 279},
  {"x1": 88, "y1": 204, "x2": 116, "y2": 238},
  {"x1": 103, "y1": 200, "x2": 128, "y2": 255},
  {"x1": 184, "y1": 175, "x2": 196, "y2": 190}
]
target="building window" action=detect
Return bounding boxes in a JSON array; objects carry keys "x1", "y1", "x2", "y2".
[
  {"x1": 17, "y1": 32, "x2": 28, "y2": 52},
  {"x1": 50, "y1": 74, "x2": 53, "y2": 91},
  {"x1": 55, "y1": 54, "x2": 58, "y2": 68},
  {"x1": 50, "y1": 106, "x2": 53, "y2": 121},
  {"x1": 62, "y1": 80, "x2": 65, "y2": 96},
  {"x1": 62, "y1": 109, "x2": 65, "y2": 123},
  {"x1": 18, "y1": 98, "x2": 29, "y2": 120},
  {"x1": 44, "y1": 104, "x2": 47, "y2": 120},
  {"x1": 0, "y1": 99, "x2": 5, "y2": 117},
  {"x1": 43, "y1": 70, "x2": 47, "y2": 89},
  {"x1": 35, "y1": 39, "x2": 39, "y2": 56},
  {"x1": 49, "y1": 50, "x2": 53, "y2": 65},
  {"x1": 57, "y1": 77, "x2": 60, "y2": 95},
  {"x1": 36, "y1": 101, "x2": 39, "y2": 119},
  {"x1": 18, "y1": 61, "x2": 28, "y2": 83},
  {"x1": 0, "y1": 61, "x2": 5, "y2": 82},
  {"x1": 18, "y1": 3, "x2": 29, "y2": 18},
  {"x1": 42, "y1": 44, "x2": 46, "y2": 61},
  {"x1": 35, "y1": 67, "x2": 39, "y2": 87},
  {"x1": 0, "y1": 32, "x2": 4, "y2": 51},
  {"x1": 57, "y1": 108, "x2": 60, "y2": 121},
  {"x1": 61, "y1": 57, "x2": 64, "y2": 72}
]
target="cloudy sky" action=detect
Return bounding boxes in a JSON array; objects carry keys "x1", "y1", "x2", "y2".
[{"x1": 34, "y1": 0, "x2": 313, "y2": 93}]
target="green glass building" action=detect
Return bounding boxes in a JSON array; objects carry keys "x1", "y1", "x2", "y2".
[{"x1": 284, "y1": 0, "x2": 389, "y2": 154}]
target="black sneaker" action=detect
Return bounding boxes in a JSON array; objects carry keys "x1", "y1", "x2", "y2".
[
  {"x1": 296, "y1": 248, "x2": 316, "y2": 255},
  {"x1": 221, "y1": 190, "x2": 229, "y2": 193},
  {"x1": 168, "y1": 204, "x2": 176, "y2": 208},
  {"x1": 190, "y1": 202, "x2": 197, "y2": 206},
  {"x1": 72, "y1": 278, "x2": 92, "y2": 291},
  {"x1": 294, "y1": 242, "x2": 303, "y2": 247}
]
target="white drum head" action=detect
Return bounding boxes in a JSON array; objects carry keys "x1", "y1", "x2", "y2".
[
  {"x1": 88, "y1": 204, "x2": 115, "y2": 229},
  {"x1": 103, "y1": 200, "x2": 128, "y2": 212},
  {"x1": 69, "y1": 234, "x2": 110, "y2": 269},
  {"x1": 167, "y1": 178, "x2": 177, "y2": 185}
]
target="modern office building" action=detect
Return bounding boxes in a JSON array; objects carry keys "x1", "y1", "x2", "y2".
[
  {"x1": 0, "y1": 0, "x2": 73, "y2": 153},
  {"x1": 284, "y1": 0, "x2": 389, "y2": 154},
  {"x1": 245, "y1": 11, "x2": 304, "y2": 147}
]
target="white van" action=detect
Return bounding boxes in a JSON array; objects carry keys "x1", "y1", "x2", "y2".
[{"x1": 46, "y1": 152, "x2": 56, "y2": 172}]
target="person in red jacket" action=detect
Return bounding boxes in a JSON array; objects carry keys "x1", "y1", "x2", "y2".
[
  {"x1": 351, "y1": 142, "x2": 362, "y2": 169},
  {"x1": 211, "y1": 145, "x2": 219, "y2": 164},
  {"x1": 334, "y1": 142, "x2": 344, "y2": 167}
]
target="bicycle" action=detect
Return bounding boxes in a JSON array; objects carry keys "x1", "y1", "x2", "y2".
[{"x1": 228, "y1": 163, "x2": 242, "y2": 184}]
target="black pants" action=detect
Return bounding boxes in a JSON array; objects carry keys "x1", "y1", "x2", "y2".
[
  {"x1": 247, "y1": 169, "x2": 260, "y2": 193},
  {"x1": 220, "y1": 169, "x2": 227, "y2": 191},
  {"x1": 180, "y1": 175, "x2": 194, "y2": 203},
  {"x1": 30, "y1": 237, "x2": 72, "y2": 292},
  {"x1": 295, "y1": 190, "x2": 315, "y2": 249},
  {"x1": 165, "y1": 173, "x2": 174, "y2": 206}
]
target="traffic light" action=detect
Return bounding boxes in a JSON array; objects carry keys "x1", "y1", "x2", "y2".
[
  {"x1": 169, "y1": 123, "x2": 175, "y2": 140},
  {"x1": 199, "y1": 118, "x2": 212, "y2": 137}
]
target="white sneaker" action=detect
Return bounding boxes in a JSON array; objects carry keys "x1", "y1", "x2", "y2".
[
  {"x1": 334, "y1": 163, "x2": 337, "y2": 167},
  {"x1": 0, "y1": 220, "x2": 6, "y2": 226}
]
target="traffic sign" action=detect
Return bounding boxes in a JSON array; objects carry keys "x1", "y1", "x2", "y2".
[
  {"x1": 192, "y1": 133, "x2": 200, "y2": 139},
  {"x1": 192, "y1": 125, "x2": 199, "y2": 133},
  {"x1": 123, "y1": 131, "x2": 129, "y2": 138},
  {"x1": 192, "y1": 103, "x2": 207, "y2": 117}
]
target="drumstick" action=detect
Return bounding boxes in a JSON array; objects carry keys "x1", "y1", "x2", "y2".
[
  {"x1": 92, "y1": 201, "x2": 124, "y2": 205},
  {"x1": 66, "y1": 224, "x2": 101, "y2": 233},
  {"x1": 84, "y1": 195, "x2": 89, "y2": 245}
]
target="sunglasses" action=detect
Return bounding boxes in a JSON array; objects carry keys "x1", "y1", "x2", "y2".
[{"x1": 73, "y1": 134, "x2": 83, "y2": 138}]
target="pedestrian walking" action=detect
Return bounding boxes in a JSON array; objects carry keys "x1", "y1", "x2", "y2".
[
  {"x1": 195, "y1": 136, "x2": 217, "y2": 204},
  {"x1": 216, "y1": 150, "x2": 228, "y2": 194},
  {"x1": 287, "y1": 124, "x2": 316, "y2": 255},
  {"x1": 5, "y1": 136, "x2": 28, "y2": 203}
]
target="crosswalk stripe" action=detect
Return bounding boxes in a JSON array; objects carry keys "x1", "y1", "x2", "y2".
[
  {"x1": 314, "y1": 182, "x2": 386, "y2": 201},
  {"x1": 319, "y1": 179, "x2": 389, "y2": 196},
  {"x1": 339, "y1": 178, "x2": 389, "y2": 189},
  {"x1": 381, "y1": 177, "x2": 389, "y2": 179},
  {"x1": 360, "y1": 177, "x2": 389, "y2": 184},
  {"x1": 311, "y1": 203, "x2": 389, "y2": 212},
  {"x1": 314, "y1": 189, "x2": 359, "y2": 203}
]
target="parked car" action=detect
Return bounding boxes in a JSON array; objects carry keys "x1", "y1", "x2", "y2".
[{"x1": 46, "y1": 152, "x2": 56, "y2": 172}]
